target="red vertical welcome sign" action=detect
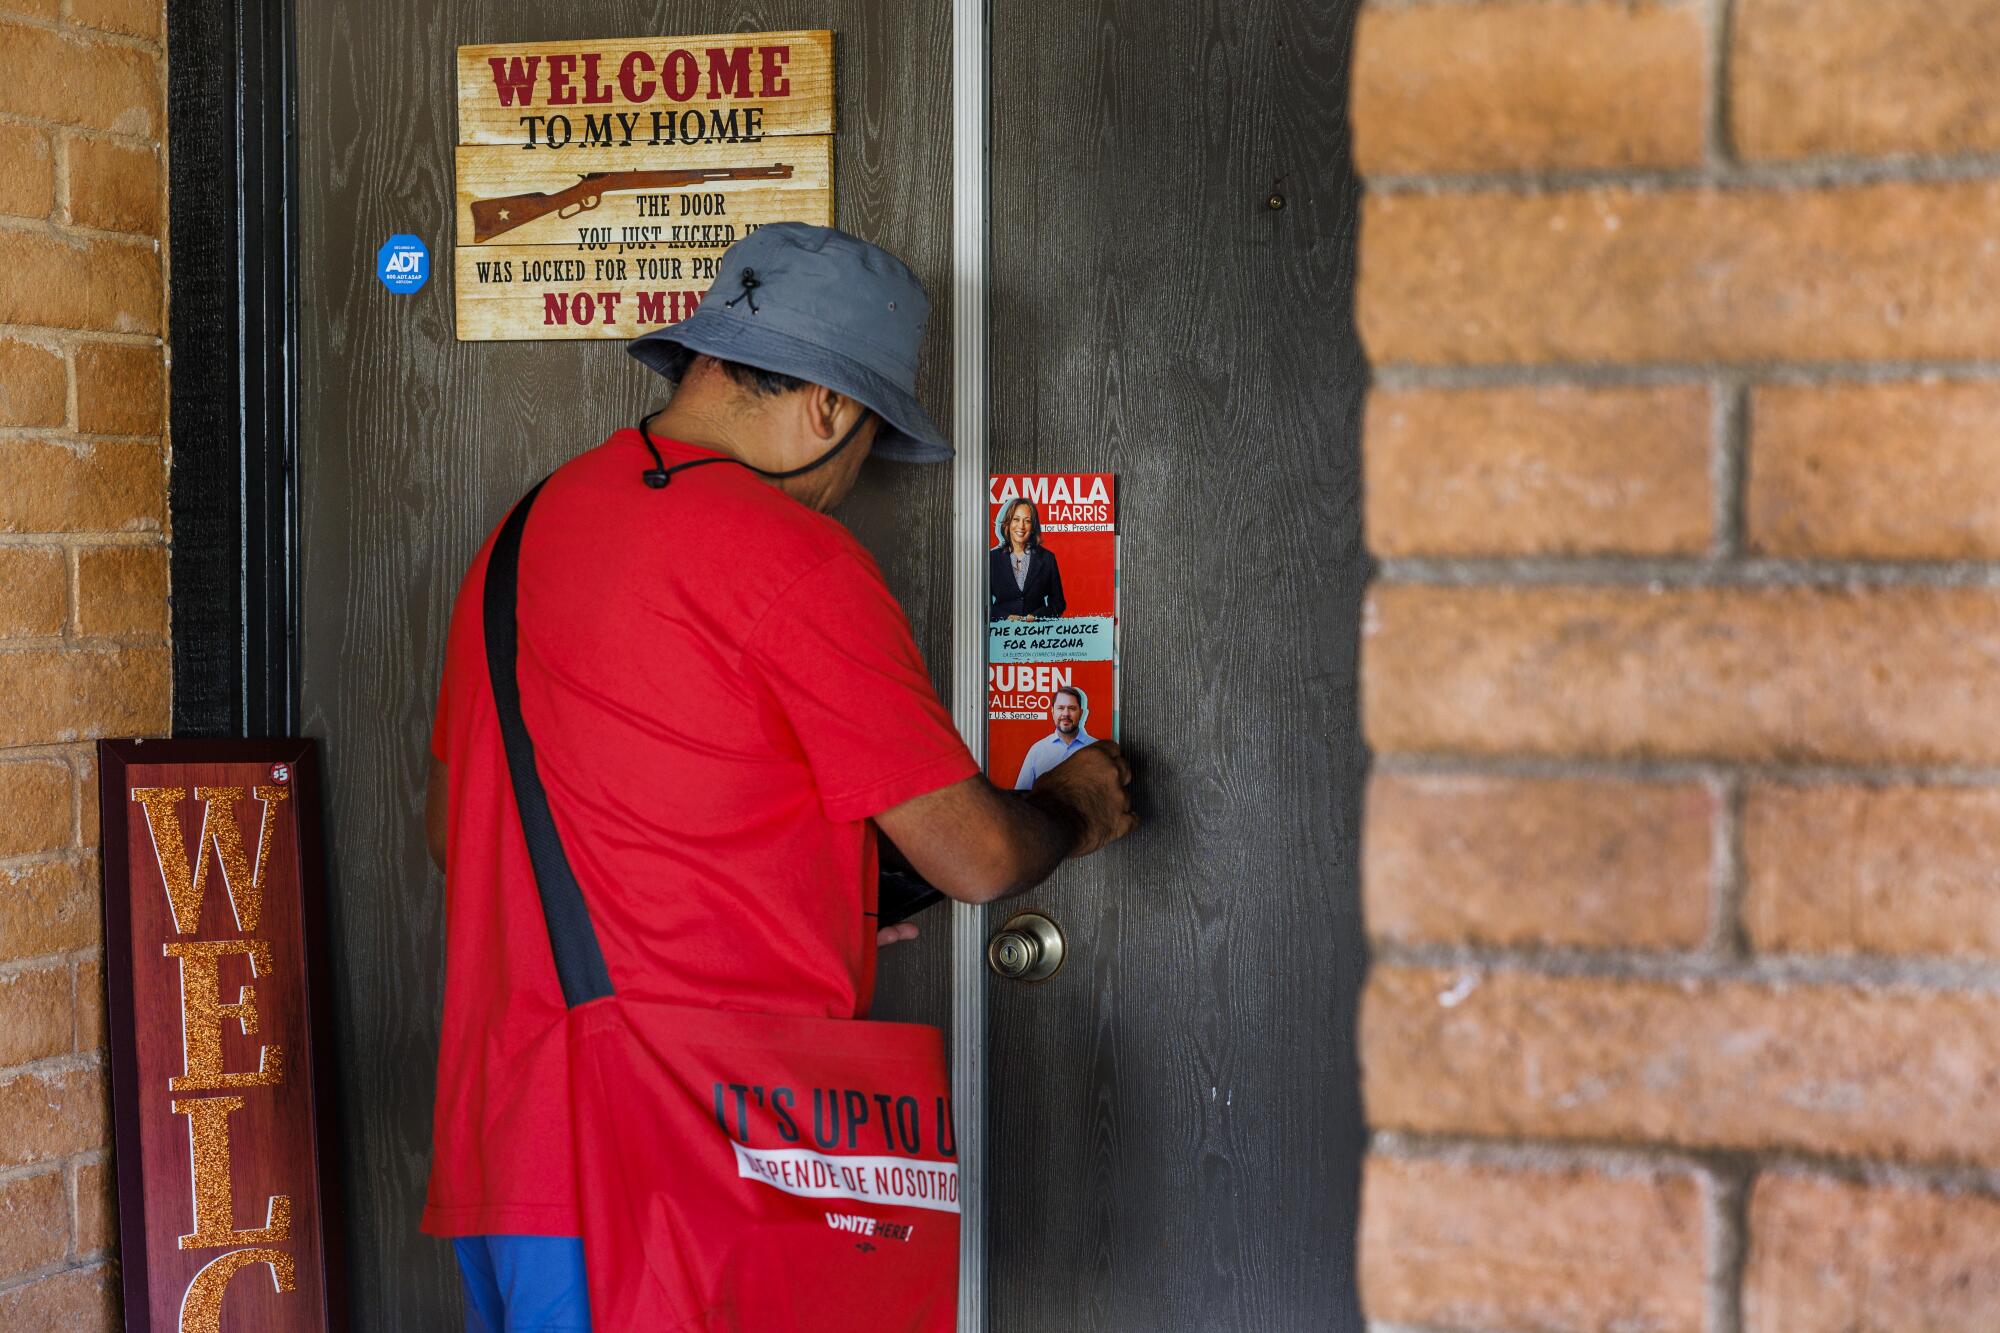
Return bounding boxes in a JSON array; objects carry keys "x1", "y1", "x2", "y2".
[{"x1": 98, "y1": 739, "x2": 345, "y2": 1333}]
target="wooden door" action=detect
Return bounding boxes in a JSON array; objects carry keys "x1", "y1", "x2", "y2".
[
  {"x1": 983, "y1": 1, "x2": 1368, "y2": 1328},
  {"x1": 292, "y1": 4, "x2": 955, "y2": 1324},
  {"x1": 291, "y1": 0, "x2": 1362, "y2": 1327}
]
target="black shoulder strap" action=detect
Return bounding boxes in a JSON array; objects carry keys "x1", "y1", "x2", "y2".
[{"x1": 482, "y1": 482, "x2": 615, "y2": 1007}]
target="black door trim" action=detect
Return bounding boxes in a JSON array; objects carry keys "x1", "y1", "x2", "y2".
[{"x1": 166, "y1": 0, "x2": 300, "y2": 738}]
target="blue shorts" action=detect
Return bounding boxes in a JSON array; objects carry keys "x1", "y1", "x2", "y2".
[{"x1": 453, "y1": 1235, "x2": 592, "y2": 1333}]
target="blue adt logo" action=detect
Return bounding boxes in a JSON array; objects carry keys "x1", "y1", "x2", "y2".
[{"x1": 377, "y1": 234, "x2": 429, "y2": 293}]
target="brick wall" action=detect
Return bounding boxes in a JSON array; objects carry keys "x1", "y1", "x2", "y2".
[
  {"x1": 0, "y1": 0, "x2": 170, "y2": 1324},
  {"x1": 1352, "y1": 2, "x2": 2000, "y2": 1330}
]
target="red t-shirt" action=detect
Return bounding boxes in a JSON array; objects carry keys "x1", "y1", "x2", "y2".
[{"x1": 420, "y1": 429, "x2": 977, "y2": 1238}]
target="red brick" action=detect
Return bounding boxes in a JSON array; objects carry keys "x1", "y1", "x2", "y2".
[
  {"x1": 0, "y1": 857, "x2": 100, "y2": 959},
  {"x1": 0, "y1": 439, "x2": 164, "y2": 533},
  {"x1": 0, "y1": 961, "x2": 73, "y2": 1066},
  {"x1": 0, "y1": 756, "x2": 73, "y2": 857},
  {"x1": 74, "y1": 545, "x2": 166, "y2": 638},
  {"x1": 70, "y1": 1157, "x2": 114, "y2": 1254},
  {"x1": 1365, "y1": 773, "x2": 1711, "y2": 950},
  {"x1": 0, "y1": 1261, "x2": 118, "y2": 1329},
  {"x1": 1744, "y1": 784, "x2": 2000, "y2": 960},
  {"x1": 1364, "y1": 584, "x2": 2000, "y2": 765},
  {"x1": 1747, "y1": 382, "x2": 2000, "y2": 559},
  {"x1": 1360, "y1": 1153, "x2": 1705, "y2": 1333},
  {"x1": 1359, "y1": 181, "x2": 2000, "y2": 367},
  {"x1": 1745, "y1": 1174, "x2": 2000, "y2": 1331},
  {"x1": 0, "y1": 645, "x2": 169, "y2": 746},
  {"x1": 0, "y1": 229, "x2": 159, "y2": 335},
  {"x1": 0, "y1": 1064, "x2": 106, "y2": 1167},
  {"x1": 1352, "y1": 0, "x2": 1705, "y2": 175},
  {"x1": 68, "y1": 0, "x2": 161, "y2": 41},
  {"x1": 1363, "y1": 966, "x2": 2000, "y2": 1163},
  {"x1": 0, "y1": 337, "x2": 65, "y2": 427},
  {"x1": 1366, "y1": 385, "x2": 1711, "y2": 557},
  {"x1": 0, "y1": 547, "x2": 66, "y2": 637},
  {"x1": 0, "y1": 1169, "x2": 68, "y2": 1281},
  {"x1": 0, "y1": 121, "x2": 54, "y2": 220},
  {"x1": 1734, "y1": 0, "x2": 2000, "y2": 162},
  {"x1": 71, "y1": 340, "x2": 161, "y2": 434},
  {"x1": 0, "y1": 21, "x2": 157, "y2": 136},
  {"x1": 64, "y1": 135, "x2": 158, "y2": 234}
]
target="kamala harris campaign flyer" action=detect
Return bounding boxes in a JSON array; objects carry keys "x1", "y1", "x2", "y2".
[{"x1": 985, "y1": 473, "x2": 1118, "y2": 790}]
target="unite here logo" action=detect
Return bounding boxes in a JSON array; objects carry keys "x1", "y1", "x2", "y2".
[
  {"x1": 377, "y1": 234, "x2": 430, "y2": 293},
  {"x1": 825, "y1": 1212, "x2": 914, "y2": 1243}
]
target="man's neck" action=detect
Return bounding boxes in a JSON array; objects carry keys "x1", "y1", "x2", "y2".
[{"x1": 644, "y1": 404, "x2": 759, "y2": 469}]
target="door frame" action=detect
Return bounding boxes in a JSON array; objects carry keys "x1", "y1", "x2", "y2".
[
  {"x1": 948, "y1": 0, "x2": 993, "y2": 1323},
  {"x1": 166, "y1": 0, "x2": 302, "y2": 739}
]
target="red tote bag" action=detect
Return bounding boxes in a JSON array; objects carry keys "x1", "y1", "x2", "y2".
[{"x1": 484, "y1": 482, "x2": 959, "y2": 1331}]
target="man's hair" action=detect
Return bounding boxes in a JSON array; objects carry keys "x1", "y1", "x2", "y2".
[
  {"x1": 713, "y1": 356, "x2": 808, "y2": 397},
  {"x1": 664, "y1": 351, "x2": 809, "y2": 397},
  {"x1": 1052, "y1": 686, "x2": 1084, "y2": 708}
]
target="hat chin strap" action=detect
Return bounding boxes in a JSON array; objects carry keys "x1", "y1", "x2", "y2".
[{"x1": 639, "y1": 410, "x2": 873, "y2": 490}]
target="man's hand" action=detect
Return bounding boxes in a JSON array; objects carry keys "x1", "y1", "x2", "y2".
[
  {"x1": 877, "y1": 922, "x2": 920, "y2": 947},
  {"x1": 1026, "y1": 740, "x2": 1137, "y2": 857},
  {"x1": 875, "y1": 743, "x2": 1139, "y2": 906}
]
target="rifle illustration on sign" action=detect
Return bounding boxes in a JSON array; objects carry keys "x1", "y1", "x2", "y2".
[{"x1": 470, "y1": 164, "x2": 795, "y2": 242}]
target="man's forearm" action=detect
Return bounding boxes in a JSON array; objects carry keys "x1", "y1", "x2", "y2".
[
  {"x1": 998, "y1": 786, "x2": 1085, "y2": 897},
  {"x1": 876, "y1": 774, "x2": 1081, "y2": 905}
]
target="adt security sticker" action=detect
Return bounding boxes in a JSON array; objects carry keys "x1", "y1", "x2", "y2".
[{"x1": 377, "y1": 234, "x2": 429, "y2": 293}]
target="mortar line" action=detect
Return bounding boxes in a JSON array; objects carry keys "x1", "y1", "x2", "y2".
[
  {"x1": 0, "y1": 1049, "x2": 102, "y2": 1083},
  {"x1": 67, "y1": 745, "x2": 87, "y2": 848},
  {"x1": 0, "y1": 1253, "x2": 115, "y2": 1299},
  {"x1": 1371, "y1": 1130, "x2": 2000, "y2": 1203},
  {"x1": 1703, "y1": 0, "x2": 1739, "y2": 170},
  {"x1": 0, "y1": 8, "x2": 164, "y2": 54},
  {"x1": 1364, "y1": 151, "x2": 2000, "y2": 197},
  {"x1": 1707, "y1": 773, "x2": 1748, "y2": 958},
  {"x1": 1371, "y1": 941, "x2": 2000, "y2": 992},
  {"x1": 1704, "y1": 1163, "x2": 1750, "y2": 1333},
  {"x1": 64, "y1": 544, "x2": 81, "y2": 639},
  {"x1": 1709, "y1": 374, "x2": 1747, "y2": 558},
  {"x1": 0, "y1": 111, "x2": 160, "y2": 149},
  {"x1": 1375, "y1": 557, "x2": 2000, "y2": 587},
  {"x1": 1370, "y1": 1129, "x2": 1721, "y2": 1177},
  {"x1": 1375, "y1": 751, "x2": 2000, "y2": 788},
  {"x1": 0, "y1": 632, "x2": 175, "y2": 652},
  {"x1": 1371, "y1": 361, "x2": 2000, "y2": 391},
  {"x1": 0, "y1": 428, "x2": 168, "y2": 450},
  {"x1": 0, "y1": 213, "x2": 162, "y2": 250},
  {"x1": 0, "y1": 534, "x2": 168, "y2": 549}
]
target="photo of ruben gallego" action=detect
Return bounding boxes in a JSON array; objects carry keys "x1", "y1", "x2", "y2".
[{"x1": 1014, "y1": 686, "x2": 1097, "y2": 790}]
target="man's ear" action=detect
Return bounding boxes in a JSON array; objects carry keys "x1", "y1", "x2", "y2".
[{"x1": 806, "y1": 382, "x2": 848, "y2": 440}]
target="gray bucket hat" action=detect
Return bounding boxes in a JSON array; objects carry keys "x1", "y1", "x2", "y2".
[{"x1": 627, "y1": 222, "x2": 951, "y2": 463}]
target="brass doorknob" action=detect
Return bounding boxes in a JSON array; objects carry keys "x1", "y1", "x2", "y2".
[{"x1": 987, "y1": 911, "x2": 1065, "y2": 982}]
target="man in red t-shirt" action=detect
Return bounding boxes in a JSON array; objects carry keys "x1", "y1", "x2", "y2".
[{"x1": 421, "y1": 224, "x2": 1135, "y2": 1331}]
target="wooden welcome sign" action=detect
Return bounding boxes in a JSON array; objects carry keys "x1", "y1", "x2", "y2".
[
  {"x1": 454, "y1": 29, "x2": 836, "y2": 341},
  {"x1": 98, "y1": 739, "x2": 345, "y2": 1332}
]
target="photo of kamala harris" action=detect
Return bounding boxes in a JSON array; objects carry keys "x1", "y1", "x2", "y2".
[{"x1": 990, "y1": 498, "x2": 1067, "y2": 621}]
